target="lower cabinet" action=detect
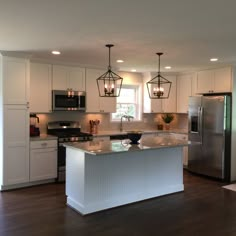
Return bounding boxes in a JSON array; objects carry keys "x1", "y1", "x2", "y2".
[
  {"x1": 172, "y1": 133, "x2": 188, "y2": 167},
  {"x1": 30, "y1": 140, "x2": 57, "y2": 182}
]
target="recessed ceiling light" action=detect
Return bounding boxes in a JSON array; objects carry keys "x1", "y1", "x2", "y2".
[
  {"x1": 116, "y1": 59, "x2": 124, "y2": 63},
  {"x1": 131, "y1": 69, "x2": 136, "y2": 72},
  {"x1": 52, "y1": 50, "x2": 61, "y2": 55},
  {"x1": 165, "y1": 66, "x2": 171, "y2": 69},
  {"x1": 210, "y1": 58, "x2": 218, "y2": 62}
]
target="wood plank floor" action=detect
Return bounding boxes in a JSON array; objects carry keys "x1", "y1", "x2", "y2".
[{"x1": 0, "y1": 170, "x2": 236, "y2": 236}]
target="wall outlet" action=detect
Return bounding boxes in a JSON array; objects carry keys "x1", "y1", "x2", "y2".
[{"x1": 143, "y1": 118, "x2": 147, "y2": 123}]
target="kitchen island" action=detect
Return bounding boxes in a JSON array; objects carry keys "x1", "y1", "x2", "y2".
[{"x1": 64, "y1": 136, "x2": 189, "y2": 215}]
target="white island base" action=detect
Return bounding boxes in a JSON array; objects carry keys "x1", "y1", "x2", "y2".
[{"x1": 66, "y1": 145, "x2": 184, "y2": 215}]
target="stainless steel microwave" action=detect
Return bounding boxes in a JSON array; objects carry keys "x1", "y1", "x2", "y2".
[{"x1": 52, "y1": 90, "x2": 86, "y2": 111}]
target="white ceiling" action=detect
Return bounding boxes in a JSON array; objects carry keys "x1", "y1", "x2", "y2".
[{"x1": 1, "y1": 0, "x2": 236, "y2": 73}]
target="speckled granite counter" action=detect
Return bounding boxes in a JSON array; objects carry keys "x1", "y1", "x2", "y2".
[
  {"x1": 65, "y1": 135, "x2": 190, "y2": 215},
  {"x1": 92, "y1": 129, "x2": 188, "y2": 137},
  {"x1": 30, "y1": 134, "x2": 57, "y2": 141},
  {"x1": 64, "y1": 135, "x2": 189, "y2": 155}
]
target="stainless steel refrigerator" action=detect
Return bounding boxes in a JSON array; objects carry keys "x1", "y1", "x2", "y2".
[{"x1": 188, "y1": 95, "x2": 231, "y2": 181}]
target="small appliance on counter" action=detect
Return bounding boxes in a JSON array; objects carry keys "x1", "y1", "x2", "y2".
[{"x1": 30, "y1": 114, "x2": 40, "y2": 137}]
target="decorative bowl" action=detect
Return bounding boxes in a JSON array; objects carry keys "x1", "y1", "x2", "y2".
[{"x1": 127, "y1": 131, "x2": 142, "y2": 144}]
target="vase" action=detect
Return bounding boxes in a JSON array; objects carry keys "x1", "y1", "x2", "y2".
[{"x1": 165, "y1": 123, "x2": 170, "y2": 130}]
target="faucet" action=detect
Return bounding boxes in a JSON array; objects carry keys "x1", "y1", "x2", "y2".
[{"x1": 120, "y1": 115, "x2": 134, "y2": 132}]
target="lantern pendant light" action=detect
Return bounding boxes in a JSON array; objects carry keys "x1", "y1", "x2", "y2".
[
  {"x1": 97, "y1": 44, "x2": 123, "y2": 97},
  {"x1": 146, "y1": 52, "x2": 172, "y2": 99}
]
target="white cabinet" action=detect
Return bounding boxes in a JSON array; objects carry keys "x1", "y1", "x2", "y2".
[
  {"x1": 143, "y1": 73, "x2": 176, "y2": 113},
  {"x1": 52, "y1": 65, "x2": 85, "y2": 91},
  {"x1": 30, "y1": 140, "x2": 57, "y2": 181},
  {"x1": 162, "y1": 75, "x2": 177, "y2": 113},
  {"x1": 2, "y1": 105, "x2": 29, "y2": 186},
  {"x1": 0, "y1": 55, "x2": 30, "y2": 189},
  {"x1": 30, "y1": 62, "x2": 52, "y2": 113},
  {"x1": 172, "y1": 133, "x2": 188, "y2": 166},
  {"x1": 86, "y1": 68, "x2": 116, "y2": 113},
  {"x1": 196, "y1": 67, "x2": 232, "y2": 94},
  {"x1": 143, "y1": 72, "x2": 163, "y2": 113},
  {"x1": 1, "y1": 56, "x2": 29, "y2": 105},
  {"x1": 177, "y1": 74, "x2": 193, "y2": 113}
]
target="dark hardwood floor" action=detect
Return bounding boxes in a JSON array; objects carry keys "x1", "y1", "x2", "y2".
[{"x1": 0, "y1": 170, "x2": 236, "y2": 236}]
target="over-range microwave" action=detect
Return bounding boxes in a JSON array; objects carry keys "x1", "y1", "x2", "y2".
[{"x1": 52, "y1": 90, "x2": 86, "y2": 111}]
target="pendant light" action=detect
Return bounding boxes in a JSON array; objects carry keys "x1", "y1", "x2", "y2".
[
  {"x1": 97, "y1": 44, "x2": 123, "y2": 97},
  {"x1": 146, "y1": 53, "x2": 172, "y2": 99}
]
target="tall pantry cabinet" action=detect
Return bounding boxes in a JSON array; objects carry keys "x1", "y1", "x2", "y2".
[{"x1": 0, "y1": 55, "x2": 30, "y2": 190}]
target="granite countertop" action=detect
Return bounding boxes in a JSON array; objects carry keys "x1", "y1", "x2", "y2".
[
  {"x1": 92, "y1": 129, "x2": 188, "y2": 137},
  {"x1": 30, "y1": 134, "x2": 58, "y2": 141},
  {"x1": 64, "y1": 135, "x2": 193, "y2": 155}
]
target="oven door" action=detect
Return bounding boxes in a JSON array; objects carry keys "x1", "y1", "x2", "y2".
[{"x1": 58, "y1": 143, "x2": 66, "y2": 182}]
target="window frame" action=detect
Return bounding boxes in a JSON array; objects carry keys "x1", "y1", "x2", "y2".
[{"x1": 111, "y1": 84, "x2": 142, "y2": 122}]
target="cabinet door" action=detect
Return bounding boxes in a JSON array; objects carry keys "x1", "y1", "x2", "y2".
[
  {"x1": 68, "y1": 67, "x2": 86, "y2": 91},
  {"x1": 86, "y1": 68, "x2": 100, "y2": 112},
  {"x1": 30, "y1": 147, "x2": 57, "y2": 181},
  {"x1": 99, "y1": 96, "x2": 116, "y2": 113},
  {"x1": 30, "y1": 63, "x2": 52, "y2": 113},
  {"x1": 162, "y1": 75, "x2": 176, "y2": 113},
  {"x1": 196, "y1": 70, "x2": 214, "y2": 93},
  {"x1": 177, "y1": 74, "x2": 192, "y2": 113},
  {"x1": 150, "y1": 100, "x2": 163, "y2": 113},
  {"x1": 2, "y1": 56, "x2": 29, "y2": 105},
  {"x1": 52, "y1": 65, "x2": 68, "y2": 90},
  {"x1": 213, "y1": 67, "x2": 232, "y2": 92},
  {"x1": 3, "y1": 105, "x2": 29, "y2": 185}
]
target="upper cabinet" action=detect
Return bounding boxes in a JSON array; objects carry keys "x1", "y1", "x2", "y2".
[
  {"x1": 143, "y1": 72, "x2": 176, "y2": 113},
  {"x1": 30, "y1": 62, "x2": 52, "y2": 113},
  {"x1": 52, "y1": 65, "x2": 85, "y2": 91},
  {"x1": 196, "y1": 67, "x2": 232, "y2": 94},
  {"x1": 161, "y1": 75, "x2": 177, "y2": 113},
  {"x1": 176, "y1": 74, "x2": 193, "y2": 113},
  {"x1": 86, "y1": 68, "x2": 116, "y2": 113},
  {"x1": 143, "y1": 72, "x2": 163, "y2": 113},
  {"x1": 1, "y1": 56, "x2": 29, "y2": 105}
]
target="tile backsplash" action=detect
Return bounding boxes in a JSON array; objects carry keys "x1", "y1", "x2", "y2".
[{"x1": 36, "y1": 112, "x2": 188, "y2": 135}]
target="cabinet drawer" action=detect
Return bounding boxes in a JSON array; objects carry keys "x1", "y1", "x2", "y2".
[{"x1": 30, "y1": 140, "x2": 57, "y2": 149}]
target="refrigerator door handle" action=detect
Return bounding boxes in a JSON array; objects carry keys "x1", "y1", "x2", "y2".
[{"x1": 198, "y1": 106, "x2": 203, "y2": 143}]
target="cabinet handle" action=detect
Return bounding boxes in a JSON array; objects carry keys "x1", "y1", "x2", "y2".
[{"x1": 41, "y1": 142, "x2": 47, "y2": 147}]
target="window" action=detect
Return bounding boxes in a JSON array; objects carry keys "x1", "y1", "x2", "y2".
[{"x1": 111, "y1": 85, "x2": 142, "y2": 121}]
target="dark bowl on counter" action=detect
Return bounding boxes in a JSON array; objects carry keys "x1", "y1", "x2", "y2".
[{"x1": 127, "y1": 131, "x2": 142, "y2": 144}]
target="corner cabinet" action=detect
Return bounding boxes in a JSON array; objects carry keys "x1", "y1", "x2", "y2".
[
  {"x1": 143, "y1": 72, "x2": 176, "y2": 113},
  {"x1": 86, "y1": 68, "x2": 116, "y2": 113},
  {"x1": 30, "y1": 62, "x2": 52, "y2": 113},
  {"x1": 176, "y1": 74, "x2": 193, "y2": 113},
  {"x1": 30, "y1": 140, "x2": 57, "y2": 182},
  {"x1": 52, "y1": 65, "x2": 85, "y2": 91},
  {"x1": 196, "y1": 67, "x2": 232, "y2": 94}
]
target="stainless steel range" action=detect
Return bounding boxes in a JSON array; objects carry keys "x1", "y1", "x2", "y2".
[{"x1": 47, "y1": 121, "x2": 93, "y2": 182}]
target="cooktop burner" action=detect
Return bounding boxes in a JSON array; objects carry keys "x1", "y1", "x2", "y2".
[{"x1": 47, "y1": 121, "x2": 93, "y2": 141}]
